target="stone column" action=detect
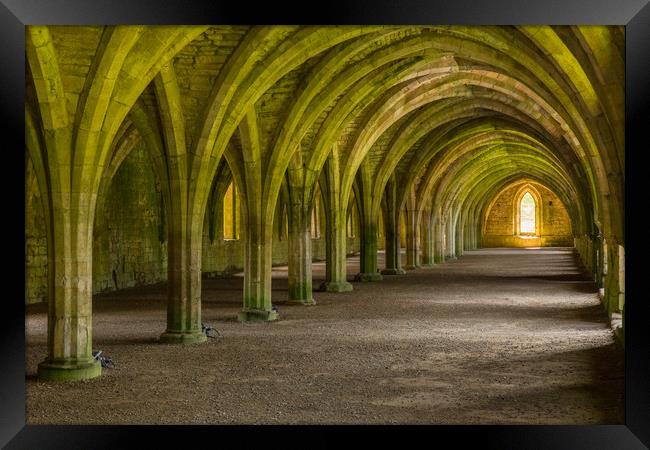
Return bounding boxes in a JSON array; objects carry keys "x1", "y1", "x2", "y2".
[
  {"x1": 455, "y1": 217, "x2": 463, "y2": 257},
  {"x1": 381, "y1": 181, "x2": 405, "y2": 275},
  {"x1": 474, "y1": 214, "x2": 480, "y2": 249},
  {"x1": 420, "y1": 211, "x2": 434, "y2": 266},
  {"x1": 404, "y1": 207, "x2": 420, "y2": 270},
  {"x1": 467, "y1": 217, "x2": 476, "y2": 250},
  {"x1": 445, "y1": 215, "x2": 456, "y2": 259},
  {"x1": 320, "y1": 156, "x2": 353, "y2": 293},
  {"x1": 382, "y1": 221, "x2": 404, "y2": 275},
  {"x1": 600, "y1": 238, "x2": 608, "y2": 299},
  {"x1": 465, "y1": 215, "x2": 474, "y2": 250},
  {"x1": 239, "y1": 206, "x2": 278, "y2": 321},
  {"x1": 287, "y1": 189, "x2": 315, "y2": 305},
  {"x1": 604, "y1": 239, "x2": 624, "y2": 318},
  {"x1": 237, "y1": 158, "x2": 277, "y2": 321},
  {"x1": 355, "y1": 213, "x2": 383, "y2": 281},
  {"x1": 593, "y1": 231, "x2": 604, "y2": 288},
  {"x1": 434, "y1": 214, "x2": 445, "y2": 263},
  {"x1": 321, "y1": 203, "x2": 353, "y2": 292},
  {"x1": 37, "y1": 200, "x2": 102, "y2": 381},
  {"x1": 618, "y1": 245, "x2": 625, "y2": 313},
  {"x1": 160, "y1": 211, "x2": 207, "y2": 343}
]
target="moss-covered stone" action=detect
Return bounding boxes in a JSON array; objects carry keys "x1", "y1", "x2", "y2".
[
  {"x1": 24, "y1": 25, "x2": 625, "y2": 382},
  {"x1": 238, "y1": 309, "x2": 279, "y2": 322},
  {"x1": 159, "y1": 331, "x2": 208, "y2": 344},
  {"x1": 37, "y1": 359, "x2": 102, "y2": 382},
  {"x1": 319, "y1": 281, "x2": 354, "y2": 293}
]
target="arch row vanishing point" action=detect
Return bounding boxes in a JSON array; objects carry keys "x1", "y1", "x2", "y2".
[{"x1": 25, "y1": 25, "x2": 624, "y2": 382}]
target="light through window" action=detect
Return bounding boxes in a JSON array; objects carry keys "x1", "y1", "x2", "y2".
[{"x1": 520, "y1": 192, "x2": 536, "y2": 234}]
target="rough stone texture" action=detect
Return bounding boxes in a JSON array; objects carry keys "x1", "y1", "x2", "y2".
[
  {"x1": 93, "y1": 142, "x2": 168, "y2": 293},
  {"x1": 48, "y1": 26, "x2": 102, "y2": 118},
  {"x1": 483, "y1": 180, "x2": 572, "y2": 247},
  {"x1": 25, "y1": 157, "x2": 48, "y2": 304},
  {"x1": 174, "y1": 26, "x2": 248, "y2": 151},
  {"x1": 25, "y1": 248, "x2": 622, "y2": 424},
  {"x1": 24, "y1": 25, "x2": 624, "y2": 382},
  {"x1": 26, "y1": 142, "x2": 362, "y2": 301}
]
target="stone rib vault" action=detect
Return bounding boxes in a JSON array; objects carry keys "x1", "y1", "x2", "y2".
[{"x1": 25, "y1": 25, "x2": 624, "y2": 382}]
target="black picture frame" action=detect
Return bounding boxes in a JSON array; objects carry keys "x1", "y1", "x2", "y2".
[{"x1": 2, "y1": 1, "x2": 649, "y2": 448}]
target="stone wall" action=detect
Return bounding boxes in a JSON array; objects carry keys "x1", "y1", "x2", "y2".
[
  {"x1": 25, "y1": 158, "x2": 48, "y2": 304},
  {"x1": 92, "y1": 141, "x2": 168, "y2": 293},
  {"x1": 200, "y1": 234, "x2": 359, "y2": 277},
  {"x1": 25, "y1": 143, "x2": 361, "y2": 303},
  {"x1": 482, "y1": 181, "x2": 573, "y2": 247},
  {"x1": 201, "y1": 189, "x2": 359, "y2": 277}
]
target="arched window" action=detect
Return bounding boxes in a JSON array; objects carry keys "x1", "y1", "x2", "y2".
[
  {"x1": 519, "y1": 191, "x2": 536, "y2": 235},
  {"x1": 223, "y1": 182, "x2": 239, "y2": 240}
]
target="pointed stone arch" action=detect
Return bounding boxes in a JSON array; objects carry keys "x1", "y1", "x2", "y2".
[{"x1": 513, "y1": 183, "x2": 543, "y2": 237}]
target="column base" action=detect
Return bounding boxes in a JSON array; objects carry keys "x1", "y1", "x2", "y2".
[
  {"x1": 606, "y1": 301, "x2": 621, "y2": 318},
  {"x1": 319, "y1": 281, "x2": 353, "y2": 292},
  {"x1": 381, "y1": 268, "x2": 405, "y2": 275},
  {"x1": 160, "y1": 330, "x2": 208, "y2": 344},
  {"x1": 288, "y1": 297, "x2": 317, "y2": 306},
  {"x1": 37, "y1": 358, "x2": 102, "y2": 382},
  {"x1": 404, "y1": 264, "x2": 420, "y2": 270},
  {"x1": 434, "y1": 256, "x2": 445, "y2": 263},
  {"x1": 354, "y1": 272, "x2": 383, "y2": 282},
  {"x1": 614, "y1": 326, "x2": 624, "y2": 347},
  {"x1": 238, "y1": 309, "x2": 279, "y2": 322}
]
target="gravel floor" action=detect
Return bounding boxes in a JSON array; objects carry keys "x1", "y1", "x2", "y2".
[{"x1": 25, "y1": 247, "x2": 623, "y2": 424}]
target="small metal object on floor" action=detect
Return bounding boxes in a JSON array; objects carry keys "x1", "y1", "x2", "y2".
[
  {"x1": 92, "y1": 350, "x2": 115, "y2": 369},
  {"x1": 202, "y1": 323, "x2": 223, "y2": 339}
]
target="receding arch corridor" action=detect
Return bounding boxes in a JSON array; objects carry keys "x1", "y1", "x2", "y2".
[{"x1": 25, "y1": 247, "x2": 623, "y2": 424}]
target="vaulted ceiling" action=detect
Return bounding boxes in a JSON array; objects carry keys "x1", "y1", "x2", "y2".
[{"x1": 26, "y1": 25, "x2": 624, "y2": 243}]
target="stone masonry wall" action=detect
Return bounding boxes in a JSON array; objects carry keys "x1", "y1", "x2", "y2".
[
  {"x1": 92, "y1": 141, "x2": 168, "y2": 293},
  {"x1": 26, "y1": 143, "x2": 361, "y2": 303},
  {"x1": 25, "y1": 157, "x2": 48, "y2": 304},
  {"x1": 483, "y1": 181, "x2": 573, "y2": 247}
]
